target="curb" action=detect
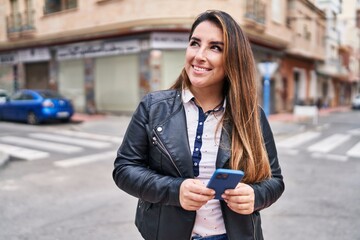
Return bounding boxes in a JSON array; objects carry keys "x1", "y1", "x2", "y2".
[{"x1": 0, "y1": 151, "x2": 10, "y2": 168}]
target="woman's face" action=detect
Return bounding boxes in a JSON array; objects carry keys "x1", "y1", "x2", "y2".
[{"x1": 185, "y1": 20, "x2": 225, "y2": 92}]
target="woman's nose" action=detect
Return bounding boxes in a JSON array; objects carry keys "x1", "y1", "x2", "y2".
[{"x1": 195, "y1": 48, "x2": 206, "y2": 61}]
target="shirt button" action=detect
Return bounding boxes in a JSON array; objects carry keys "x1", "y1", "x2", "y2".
[
  {"x1": 157, "y1": 127, "x2": 163, "y2": 132},
  {"x1": 193, "y1": 162, "x2": 198, "y2": 166},
  {"x1": 195, "y1": 148, "x2": 199, "y2": 151},
  {"x1": 197, "y1": 136, "x2": 200, "y2": 139},
  {"x1": 199, "y1": 122, "x2": 203, "y2": 125}
]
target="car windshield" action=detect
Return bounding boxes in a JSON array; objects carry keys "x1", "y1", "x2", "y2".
[{"x1": 38, "y1": 90, "x2": 65, "y2": 99}]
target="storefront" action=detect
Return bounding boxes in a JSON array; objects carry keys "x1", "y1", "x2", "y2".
[
  {"x1": 55, "y1": 32, "x2": 188, "y2": 113},
  {"x1": 0, "y1": 52, "x2": 16, "y2": 93},
  {"x1": 280, "y1": 56, "x2": 317, "y2": 110},
  {"x1": 0, "y1": 32, "x2": 191, "y2": 114}
]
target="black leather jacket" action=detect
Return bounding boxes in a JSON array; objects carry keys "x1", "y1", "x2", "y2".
[{"x1": 113, "y1": 90, "x2": 284, "y2": 240}]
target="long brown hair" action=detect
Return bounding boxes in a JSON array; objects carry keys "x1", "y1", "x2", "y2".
[{"x1": 171, "y1": 10, "x2": 271, "y2": 183}]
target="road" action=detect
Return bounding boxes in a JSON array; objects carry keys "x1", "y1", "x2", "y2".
[{"x1": 0, "y1": 110, "x2": 359, "y2": 240}]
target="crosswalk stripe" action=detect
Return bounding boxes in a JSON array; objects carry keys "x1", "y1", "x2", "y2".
[
  {"x1": 0, "y1": 143, "x2": 49, "y2": 160},
  {"x1": 49, "y1": 130, "x2": 123, "y2": 143},
  {"x1": 346, "y1": 142, "x2": 360, "y2": 158},
  {"x1": 54, "y1": 151, "x2": 115, "y2": 168},
  {"x1": 348, "y1": 128, "x2": 360, "y2": 136},
  {"x1": 307, "y1": 134, "x2": 351, "y2": 153},
  {"x1": 0, "y1": 136, "x2": 82, "y2": 154},
  {"x1": 311, "y1": 152, "x2": 348, "y2": 162},
  {"x1": 276, "y1": 131, "x2": 321, "y2": 148},
  {"x1": 29, "y1": 133, "x2": 112, "y2": 149}
]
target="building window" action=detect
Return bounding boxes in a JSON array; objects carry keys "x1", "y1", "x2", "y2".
[
  {"x1": 7, "y1": 0, "x2": 35, "y2": 33},
  {"x1": 272, "y1": 0, "x2": 283, "y2": 24},
  {"x1": 303, "y1": 24, "x2": 311, "y2": 40},
  {"x1": 244, "y1": 0, "x2": 266, "y2": 24},
  {"x1": 44, "y1": 0, "x2": 77, "y2": 14}
]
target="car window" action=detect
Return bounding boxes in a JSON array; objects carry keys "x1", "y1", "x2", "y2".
[
  {"x1": 11, "y1": 92, "x2": 23, "y2": 100},
  {"x1": 38, "y1": 91, "x2": 64, "y2": 99},
  {"x1": 11, "y1": 92, "x2": 35, "y2": 100},
  {"x1": 22, "y1": 93, "x2": 35, "y2": 100}
]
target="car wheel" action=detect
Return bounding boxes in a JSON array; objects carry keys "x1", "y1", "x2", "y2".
[
  {"x1": 60, "y1": 118, "x2": 71, "y2": 123},
  {"x1": 27, "y1": 112, "x2": 38, "y2": 125}
]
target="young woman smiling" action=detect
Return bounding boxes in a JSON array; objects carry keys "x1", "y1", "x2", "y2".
[{"x1": 113, "y1": 10, "x2": 284, "y2": 240}]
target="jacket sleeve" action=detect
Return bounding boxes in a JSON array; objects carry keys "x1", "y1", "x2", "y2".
[
  {"x1": 252, "y1": 108, "x2": 285, "y2": 211},
  {"x1": 112, "y1": 94, "x2": 184, "y2": 206}
]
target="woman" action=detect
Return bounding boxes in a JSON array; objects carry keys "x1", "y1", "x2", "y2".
[{"x1": 113, "y1": 10, "x2": 284, "y2": 240}]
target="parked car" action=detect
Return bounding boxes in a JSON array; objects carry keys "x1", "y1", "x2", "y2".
[
  {"x1": 0, "y1": 89, "x2": 74, "y2": 124},
  {"x1": 352, "y1": 94, "x2": 360, "y2": 110}
]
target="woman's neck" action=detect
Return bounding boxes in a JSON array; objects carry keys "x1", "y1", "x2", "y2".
[{"x1": 190, "y1": 87, "x2": 224, "y2": 112}]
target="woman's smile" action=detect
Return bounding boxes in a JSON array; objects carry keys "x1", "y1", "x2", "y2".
[{"x1": 192, "y1": 65, "x2": 212, "y2": 73}]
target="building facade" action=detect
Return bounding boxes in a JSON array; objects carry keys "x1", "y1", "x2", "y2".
[
  {"x1": 0, "y1": 0, "x2": 356, "y2": 114},
  {"x1": 282, "y1": 0, "x2": 326, "y2": 111}
]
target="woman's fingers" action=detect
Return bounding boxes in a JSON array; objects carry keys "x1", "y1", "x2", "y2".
[
  {"x1": 179, "y1": 179, "x2": 215, "y2": 211},
  {"x1": 222, "y1": 183, "x2": 255, "y2": 215}
]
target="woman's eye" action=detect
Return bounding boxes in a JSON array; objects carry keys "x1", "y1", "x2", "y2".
[
  {"x1": 211, "y1": 45, "x2": 222, "y2": 52},
  {"x1": 189, "y1": 41, "x2": 199, "y2": 47}
]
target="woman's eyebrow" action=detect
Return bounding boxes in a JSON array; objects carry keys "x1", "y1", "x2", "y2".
[
  {"x1": 190, "y1": 37, "x2": 224, "y2": 45},
  {"x1": 190, "y1": 37, "x2": 200, "y2": 41},
  {"x1": 210, "y1": 41, "x2": 224, "y2": 46}
]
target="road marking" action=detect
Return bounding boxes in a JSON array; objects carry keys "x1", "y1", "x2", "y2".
[
  {"x1": 29, "y1": 133, "x2": 112, "y2": 149},
  {"x1": 276, "y1": 131, "x2": 321, "y2": 148},
  {"x1": 311, "y1": 152, "x2": 348, "y2": 162},
  {"x1": 279, "y1": 149, "x2": 299, "y2": 156},
  {"x1": 0, "y1": 136, "x2": 82, "y2": 154},
  {"x1": 0, "y1": 143, "x2": 49, "y2": 160},
  {"x1": 49, "y1": 130, "x2": 123, "y2": 143},
  {"x1": 348, "y1": 128, "x2": 360, "y2": 136},
  {"x1": 346, "y1": 142, "x2": 360, "y2": 158},
  {"x1": 54, "y1": 151, "x2": 115, "y2": 168},
  {"x1": 307, "y1": 134, "x2": 351, "y2": 153}
]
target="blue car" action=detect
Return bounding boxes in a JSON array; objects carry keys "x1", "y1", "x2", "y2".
[{"x1": 0, "y1": 89, "x2": 74, "y2": 124}]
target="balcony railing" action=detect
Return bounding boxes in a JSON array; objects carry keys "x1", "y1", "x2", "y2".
[
  {"x1": 244, "y1": 0, "x2": 266, "y2": 25},
  {"x1": 6, "y1": 10, "x2": 36, "y2": 34}
]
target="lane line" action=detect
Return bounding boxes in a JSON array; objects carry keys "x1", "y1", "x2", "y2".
[
  {"x1": 54, "y1": 151, "x2": 115, "y2": 168},
  {"x1": 276, "y1": 131, "x2": 321, "y2": 148},
  {"x1": 0, "y1": 136, "x2": 82, "y2": 154},
  {"x1": 29, "y1": 133, "x2": 112, "y2": 149},
  {"x1": 307, "y1": 134, "x2": 351, "y2": 153},
  {"x1": 0, "y1": 143, "x2": 49, "y2": 160}
]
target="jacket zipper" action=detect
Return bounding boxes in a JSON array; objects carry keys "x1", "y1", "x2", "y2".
[{"x1": 152, "y1": 130, "x2": 183, "y2": 177}]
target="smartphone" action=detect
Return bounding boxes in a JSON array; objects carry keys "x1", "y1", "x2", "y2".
[{"x1": 207, "y1": 168, "x2": 245, "y2": 200}]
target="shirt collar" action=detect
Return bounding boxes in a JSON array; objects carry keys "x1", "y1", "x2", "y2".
[
  {"x1": 182, "y1": 88, "x2": 227, "y2": 111},
  {"x1": 182, "y1": 89, "x2": 194, "y2": 104}
]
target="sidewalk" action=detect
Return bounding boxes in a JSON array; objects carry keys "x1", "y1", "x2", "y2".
[{"x1": 268, "y1": 105, "x2": 350, "y2": 136}]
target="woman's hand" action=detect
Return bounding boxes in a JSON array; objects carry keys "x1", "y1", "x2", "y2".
[
  {"x1": 179, "y1": 179, "x2": 215, "y2": 211},
  {"x1": 222, "y1": 183, "x2": 255, "y2": 215}
]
